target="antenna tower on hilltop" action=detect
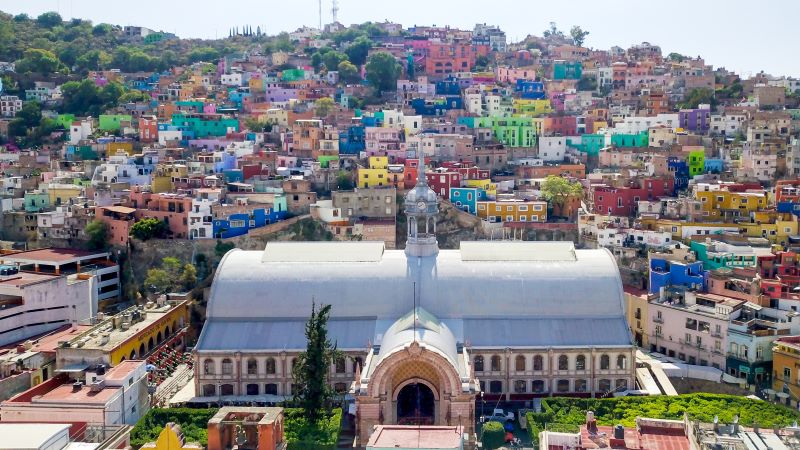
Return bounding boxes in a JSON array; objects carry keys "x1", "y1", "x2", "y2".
[{"x1": 332, "y1": 0, "x2": 340, "y2": 23}]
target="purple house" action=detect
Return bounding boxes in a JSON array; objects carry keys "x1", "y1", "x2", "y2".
[
  {"x1": 679, "y1": 104, "x2": 711, "y2": 133},
  {"x1": 264, "y1": 87, "x2": 299, "y2": 103}
]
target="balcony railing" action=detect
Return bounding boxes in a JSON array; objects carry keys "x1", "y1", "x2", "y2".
[{"x1": 653, "y1": 316, "x2": 664, "y2": 324}]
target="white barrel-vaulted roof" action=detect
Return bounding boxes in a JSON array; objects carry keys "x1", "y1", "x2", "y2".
[{"x1": 196, "y1": 241, "x2": 633, "y2": 352}]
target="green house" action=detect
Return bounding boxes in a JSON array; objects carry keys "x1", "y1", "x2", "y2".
[
  {"x1": 171, "y1": 113, "x2": 240, "y2": 138},
  {"x1": 317, "y1": 155, "x2": 339, "y2": 168},
  {"x1": 611, "y1": 131, "x2": 648, "y2": 148},
  {"x1": 99, "y1": 114, "x2": 132, "y2": 132},
  {"x1": 55, "y1": 114, "x2": 75, "y2": 129},
  {"x1": 553, "y1": 61, "x2": 583, "y2": 80},
  {"x1": 458, "y1": 116, "x2": 536, "y2": 148},
  {"x1": 567, "y1": 134, "x2": 606, "y2": 156},
  {"x1": 281, "y1": 68, "x2": 306, "y2": 82},
  {"x1": 24, "y1": 191, "x2": 50, "y2": 212},
  {"x1": 687, "y1": 150, "x2": 705, "y2": 177},
  {"x1": 690, "y1": 240, "x2": 758, "y2": 270}
]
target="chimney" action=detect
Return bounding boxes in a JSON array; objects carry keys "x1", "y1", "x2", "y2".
[
  {"x1": 586, "y1": 411, "x2": 598, "y2": 434},
  {"x1": 732, "y1": 415, "x2": 739, "y2": 434}
]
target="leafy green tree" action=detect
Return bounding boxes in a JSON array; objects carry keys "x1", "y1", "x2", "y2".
[
  {"x1": 576, "y1": 75, "x2": 598, "y2": 91},
  {"x1": 543, "y1": 22, "x2": 565, "y2": 40},
  {"x1": 15, "y1": 48, "x2": 68, "y2": 75},
  {"x1": 365, "y1": 52, "x2": 401, "y2": 94},
  {"x1": 76, "y1": 49, "x2": 112, "y2": 71},
  {"x1": 336, "y1": 171, "x2": 354, "y2": 190},
  {"x1": 680, "y1": 88, "x2": 716, "y2": 110},
  {"x1": 144, "y1": 268, "x2": 171, "y2": 294},
  {"x1": 187, "y1": 47, "x2": 220, "y2": 63},
  {"x1": 130, "y1": 217, "x2": 167, "y2": 241},
  {"x1": 84, "y1": 220, "x2": 109, "y2": 250},
  {"x1": 481, "y1": 421, "x2": 505, "y2": 450},
  {"x1": 17, "y1": 101, "x2": 42, "y2": 128},
  {"x1": 475, "y1": 55, "x2": 490, "y2": 71},
  {"x1": 667, "y1": 52, "x2": 687, "y2": 62},
  {"x1": 292, "y1": 303, "x2": 341, "y2": 423},
  {"x1": 311, "y1": 52, "x2": 324, "y2": 72},
  {"x1": 344, "y1": 36, "x2": 373, "y2": 66},
  {"x1": 244, "y1": 117, "x2": 273, "y2": 132},
  {"x1": 314, "y1": 97, "x2": 335, "y2": 117},
  {"x1": 36, "y1": 11, "x2": 62, "y2": 28},
  {"x1": 322, "y1": 51, "x2": 347, "y2": 72},
  {"x1": 118, "y1": 89, "x2": 150, "y2": 104},
  {"x1": 540, "y1": 175, "x2": 583, "y2": 217},
  {"x1": 92, "y1": 23, "x2": 113, "y2": 36},
  {"x1": 214, "y1": 240, "x2": 235, "y2": 257},
  {"x1": 337, "y1": 60, "x2": 360, "y2": 84},
  {"x1": 180, "y1": 263, "x2": 197, "y2": 290},
  {"x1": 570, "y1": 26, "x2": 590, "y2": 47}
]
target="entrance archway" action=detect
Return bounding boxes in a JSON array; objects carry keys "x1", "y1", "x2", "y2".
[{"x1": 396, "y1": 382, "x2": 435, "y2": 425}]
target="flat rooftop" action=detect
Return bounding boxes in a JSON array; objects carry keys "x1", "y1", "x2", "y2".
[
  {"x1": 67, "y1": 303, "x2": 182, "y2": 352},
  {"x1": 0, "y1": 248, "x2": 110, "y2": 265},
  {"x1": 580, "y1": 424, "x2": 690, "y2": 450},
  {"x1": 0, "y1": 423, "x2": 71, "y2": 449},
  {"x1": 366, "y1": 425, "x2": 463, "y2": 449},
  {"x1": 0, "y1": 271, "x2": 60, "y2": 289},
  {"x1": 32, "y1": 382, "x2": 120, "y2": 405},
  {"x1": 0, "y1": 325, "x2": 91, "y2": 364}
]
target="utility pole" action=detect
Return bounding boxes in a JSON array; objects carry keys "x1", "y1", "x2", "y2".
[{"x1": 318, "y1": 0, "x2": 322, "y2": 30}]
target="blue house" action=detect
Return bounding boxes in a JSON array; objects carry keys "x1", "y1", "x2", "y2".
[
  {"x1": 515, "y1": 80, "x2": 546, "y2": 99},
  {"x1": 435, "y1": 79, "x2": 461, "y2": 96},
  {"x1": 449, "y1": 187, "x2": 487, "y2": 215},
  {"x1": 411, "y1": 97, "x2": 463, "y2": 116},
  {"x1": 212, "y1": 206, "x2": 288, "y2": 239},
  {"x1": 667, "y1": 157, "x2": 690, "y2": 194},
  {"x1": 339, "y1": 125, "x2": 366, "y2": 154},
  {"x1": 649, "y1": 258, "x2": 708, "y2": 295},
  {"x1": 704, "y1": 158, "x2": 724, "y2": 174}
]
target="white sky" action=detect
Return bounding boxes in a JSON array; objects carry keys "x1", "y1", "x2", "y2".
[{"x1": 1, "y1": 0, "x2": 797, "y2": 77}]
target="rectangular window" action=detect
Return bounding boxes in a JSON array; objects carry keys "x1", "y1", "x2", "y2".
[{"x1": 230, "y1": 220, "x2": 246, "y2": 228}]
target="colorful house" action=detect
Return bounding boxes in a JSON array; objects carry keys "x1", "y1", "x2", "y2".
[
  {"x1": 649, "y1": 259, "x2": 708, "y2": 295},
  {"x1": 449, "y1": 187, "x2": 488, "y2": 214},
  {"x1": 695, "y1": 190, "x2": 766, "y2": 220},
  {"x1": 99, "y1": 114, "x2": 132, "y2": 132},
  {"x1": 458, "y1": 116, "x2": 536, "y2": 147},
  {"x1": 610, "y1": 131, "x2": 648, "y2": 148},
  {"x1": 477, "y1": 199, "x2": 547, "y2": 223},
  {"x1": 171, "y1": 113, "x2": 239, "y2": 138},
  {"x1": 689, "y1": 240, "x2": 763, "y2": 270},
  {"x1": 553, "y1": 60, "x2": 582, "y2": 80},
  {"x1": 687, "y1": 150, "x2": 706, "y2": 177},
  {"x1": 212, "y1": 206, "x2": 288, "y2": 239}
]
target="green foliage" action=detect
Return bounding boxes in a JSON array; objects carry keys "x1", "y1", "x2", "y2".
[
  {"x1": 244, "y1": 117, "x2": 273, "y2": 132},
  {"x1": 36, "y1": 11, "x2": 63, "y2": 28},
  {"x1": 570, "y1": 25, "x2": 590, "y2": 47},
  {"x1": 344, "y1": 36, "x2": 373, "y2": 66},
  {"x1": 337, "y1": 60, "x2": 360, "y2": 84},
  {"x1": 322, "y1": 51, "x2": 347, "y2": 72},
  {"x1": 526, "y1": 394, "x2": 800, "y2": 432},
  {"x1": 214, "y1": 239, "x2": 235, "y2": 257},
  {"x1": 668, "y1": 52, "x2": 687, "y2": 62},
  {"x1": 679, "y1": 88, "x2": 717, "y2": 110},
  {"x1": 540, "y1": 175, "x2": 583, "y2": 213},
  {"x1": 543, "y1": 22, "x2": 565, "y2": 40},
  {"x1": 17, "y1": 101, "x2": 42, "y2": 128},
  {"x1": 118, "y1": 89, "x2": 151, "y2": 104},
  {"x1": 292, "y1": 303, "x2": 341, "y2": 424},
  {"x1": 15, "y1": 48, "x2": 68, "y2": 75},
  {"x1": 475, "y1": 55, "x2": 490, "y2": 71},
  {"x1": 130, "y1": 408, "x2": 216, "y2": 448},
  {"x1": 576, "y1": 75, "x2": 597, "y2": 91},
  {"x1": 336, "y1": 171, "x2": 354, "y2": 190},
  {"x1": 314, "y1": 97, "x2": 335, "y2": 117},
  {"x1": 284, "y1": 408, "x2": 342, "y2": 450},
  {"x1": 365, "y1": 52, "x2": 401, "y2": 94},
  {"x1": 481, "y1": 421, "x2": 506, "y2": 450},
  {"x1": 60, "y1": 79, "x2": 128, "y2": 117},
  {"x1": 187, "y1": 46, "x2": 220, "y2": 63},
  {"x1": 130, "y1": 217, "x2": 167, "y2": 241},
  {"x1": 144, "y1": 256, "x2": 197, "y2": 294},
  {"x1": 84, "y1": 220, "x2": 109, "y2": 250},
  {"x1": 75, "y1": 49, "x2": 112, "y2": 72}
]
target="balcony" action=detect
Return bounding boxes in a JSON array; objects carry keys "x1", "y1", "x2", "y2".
[{"x1": 653, "y1": 315, "x2": 664, "y2": 324}]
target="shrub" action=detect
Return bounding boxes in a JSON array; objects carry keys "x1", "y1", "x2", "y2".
[
  {"x1": 481, "y1": 421, "x2": 506, "y2": 450},
  {"x1": 130, "y1": 408, "x2": 216, "y2": 448},
  {"x1": 284, "y1": 408, "x2": 342, "y2": 450},
  {"x1": 130, "y1": 217, "x2": 167, "y2": 241}
]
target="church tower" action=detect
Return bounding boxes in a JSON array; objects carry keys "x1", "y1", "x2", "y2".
[{"x1": 404, "y1": 154, "x2": 439, "y2": 257}]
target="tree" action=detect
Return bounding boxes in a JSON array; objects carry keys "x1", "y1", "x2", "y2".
[
  {"x1": 576, "y1": 75, "x2": 597, "y2": 92},
  {"x1": 344, "y1": 36, "x2": 373, "y2": 66},
  {"x1": 481, "y1": 421, "x2": 505, "y2": 450},
  {"x1": 322, "y1": 51, "x2": 347, "y2": 72},
  {"x1": 36, "y1": 11, "x2": 63, "y2": 28},
  {"x1": 365, "y1": 52, "x2": 401, "y2": 94},
  {"x1": 292, "y1": 303, "x2": 341, "y2": 423},
  {"x1": 144, "y1": 268, "x2": 171, "y2": 294},
  {"x1": 84, "y1": 220, "x2": 109, "y2": 250},
  {"x1": 92, "y1": 23, "x2": 113, "y2": 36},
  {"x1": 543, "y1": 22, "x2": 565, "y2": 40},
  {"x1": 475, "y1": 55, "x2": 490, "y2": 71},
  {"x1": 540, "y1": 175, "x2": 583, "y2": 217},
  {"x1": 667, "y1": 52, "x2": 687, "y2": 62},
  {"x1": 15, "y1": 48, "x2": 68, "y2": 75},
  {"x1": 118, "y1": 89, "x2": 150, "y2": 104},
  {"x1": 17, "y1": 101, "x2": 42, "y2": 128},
  {"x1": 337, "y1": 61, "x2": 360, "y2": 84},
  {"x1": 570, "y1": 26, "x2": 590, "y2": 47},
  {"x1": 76, "y1": 49, "x2": 112, "y2": 72},
  {"x1": 679, "y1": 88, "x2": 716, "y2": 110},
  {"x1": 130, "y1": 217, "x2": 167, "y2": 241},
  {"x1": 179, "y1": 263, "x2": 197, "y2": 291},
  {"x1": 311, "y1": 52, "x2": 324, "y2": 72},
  {"x1": 314, "y1": 97, "x2": 335, "y2": 117},
  {"x1": 336, "y1": 171, "x2": 354, "y2": 190}
]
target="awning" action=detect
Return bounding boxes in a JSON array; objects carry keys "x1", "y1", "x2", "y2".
[{"x1": 56, "y1": 363, "x2": 90, "y2": 373}]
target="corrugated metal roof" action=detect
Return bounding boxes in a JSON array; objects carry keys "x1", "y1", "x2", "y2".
[
  {"x1": 261, "y1": 241, "x2": 385, "y2": 263},
  {"x1": 463, "y1": 317, "x2": 632, "y2": 348},
  {"x1": 460, "y1": 241, "x2": 576, "y2": 261}
]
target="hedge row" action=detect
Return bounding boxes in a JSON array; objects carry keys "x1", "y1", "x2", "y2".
[
  {"x1": 284, "y1": 408, "x2": 343, "y2": 450},
  {"x1": 526, "y1": 393, "x2": 800, "y2": 443}
]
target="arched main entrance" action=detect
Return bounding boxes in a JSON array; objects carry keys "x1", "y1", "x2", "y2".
[{"x1": 396, "y1": 381, "x2": 435, "y2": 425}]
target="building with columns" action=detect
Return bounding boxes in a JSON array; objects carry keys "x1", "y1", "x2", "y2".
[{"x1": 194, "y1": 156, "x2": 634, "y2": 446}]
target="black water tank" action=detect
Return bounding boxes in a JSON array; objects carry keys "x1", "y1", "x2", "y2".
[{"x1": 614, "y1": 425, "x2": 625, "y2": 439}]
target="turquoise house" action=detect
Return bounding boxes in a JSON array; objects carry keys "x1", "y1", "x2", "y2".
[
  {"x1": 567, "y1": 134, "x2": 606, "y2": 156},
  {"x1": 449, "y1": 187, "x2": 487, "y2": 214},
  {"x1": 611, "y1": 131, "x2": 648, "y2": 148},
  {"x1": 25, "y1": 191, "x2": 50, "y2": 212}
]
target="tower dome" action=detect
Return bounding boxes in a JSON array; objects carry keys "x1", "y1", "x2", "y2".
[{"x1": 404, "y1": 154, "x2": 439, "y2": 257}]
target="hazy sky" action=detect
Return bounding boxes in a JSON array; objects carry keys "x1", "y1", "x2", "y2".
[{"x1": 1, "y1": 0, "x2": 797, "y2": 77}]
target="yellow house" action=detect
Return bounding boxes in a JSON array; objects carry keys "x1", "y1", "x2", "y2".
[
  {"x1": 695, "y1": 190, "x2": 766, "y2": 219},
  {"x1": 151, "y1": 164, "x2": 188, "y2": 193},
  {"x1": 47, "y1": 184, "x2": 83, "y2": 207},
  {"x1": 249, "y1": 77, "x2": 265, "y2": 93},
  {"x1": 477, "y1": 199, "x2": 547, "y2": 223},
  {"x1": 141, "y1": 423, "x2": 202, "y2": 450},
  {"x1": 465, "y1": 179, "x2": 497, "y2": 197},
  {"x1": 625, "y1": 291, "x2": 650, "y2": 348},
  {"x1": 259, "y1": 109, "x2": 289, "y2": 127},
  {"x1": 107, "y1": 141, "x2": 134, "y2": 156},
  {"x1": 512, "y1": 98, "x2": 553, "y2": 117},
  {"x1": 772, "y1": 337, "x2": 800, "y2": 408},
  {"x1": 357, "y1": 156, "x2": 392, "y2": 188}
]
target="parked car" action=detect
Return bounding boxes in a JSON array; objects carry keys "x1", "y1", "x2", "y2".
[{"x1": 482, "y1": 408, "x2": 515, "y2": 422}]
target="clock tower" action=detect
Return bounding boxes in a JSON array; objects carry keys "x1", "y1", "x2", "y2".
[{"x1": 404, "y1": 154, "x2": 439, "y2": 257}]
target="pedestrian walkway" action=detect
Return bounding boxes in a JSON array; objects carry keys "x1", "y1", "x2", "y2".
[{"x1": 153, "y1": 363, "x2": 193, "y2": 407}]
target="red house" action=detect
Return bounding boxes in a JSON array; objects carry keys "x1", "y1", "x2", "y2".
[
  {"x1": 426, "y1": 170, "x2": 462, "y2": 199},
  {"x1": 440, "y1": 161, "x2": 490, "y2": 180},
  {"x1": 593, "y1": 177, "x2": 674, "y2": 216},
  {"x1": 543, "y1": 116, "x2": 578, "y2": 136},
  {"x1": 138, "y1": 115, "x2": 158, "y2": 142}
]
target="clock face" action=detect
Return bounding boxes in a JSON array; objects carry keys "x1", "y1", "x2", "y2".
[{"x1": 417, "y1": 201, "x2": 427, "y2": 212}]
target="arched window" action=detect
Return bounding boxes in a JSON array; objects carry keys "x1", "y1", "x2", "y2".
[
  {"x1": 558, "y1": 355, "x2": 569, "y2": 371},
  {"x1": 490, "y1": 355, "x2": 501, "y2": 371},
  {"x1": 474, "y1": 356, "x2": 484, "y2": 372},
  {"x1": 489, "y1": 380, "x2": 503, "y2": 393},
  {"x1": 616, "y1": 355, "x2": 627, "y2": 370},
  {"x1": 532, "y1": 380, "x2": 545, "y2": 393},
  {"x1": 265, "y1": 383, "x2": 278, "y2": 395},
  {"x1": 202, "y1": 384, "x2": 216, "y2": 396},
  {"x1": 335, "y1": 357, "x2": 346, "y2": 374},
  {"x1": 515, "y1": 355, "x2": 526, "y2": 372},
  {"x1": 740, "y1": 345, "x2": 749, "y2": 358},
  {"x1": 203, "y1": 359, "x2": 215, "y2": 375},
  {"x1": 220, "y1": 384, "x2": 234, "y2": 396},
  {"x1": 334, "y1": 383, "x2": 347, "y2": 393},
  {"x1": 130, "y1": 350, "x2": 136, "y2": 360},
  {"x1": 354, "y1": 357, "x2": 363, "y2": 371},
  {"x1": 616, "y1": 379, "x2": 628, "y2": 390},
  {"x1": 575, "y1": 379, "x2": 588, "y2": 392},
  {"x1": 557, "y1": 379, "x2": 570, "y2": 392},
  {"x1": 246, "y1": 383, "x2": 259, "y2": 395},
  {"x1": 266, "y1": 358, "x2": 276, "y2": 374},
  {"x1": 599, "y1": 379, "x2": 611, "y2": 392},
  {"x1": 222, "y1": 358, "x2": 233, "y2": 375},
  {"x1": 139, "y1": 343, "x2": 146, "y2": 358},
  {"x1": 600, "y1": 354, "x2": 610, "y2": 370},
  {"x1": 576, "y1": 355, "x2": 586, "y2": 371},
  {"x1": 514, "y1": 380, "x2": 527, "y2": 393},
  {"x1": 533, "y1": 355, "x2": 543, "y2": 371},
  {"x1": 247, "y1": 358, "x2": 258, "y2": 375}
]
